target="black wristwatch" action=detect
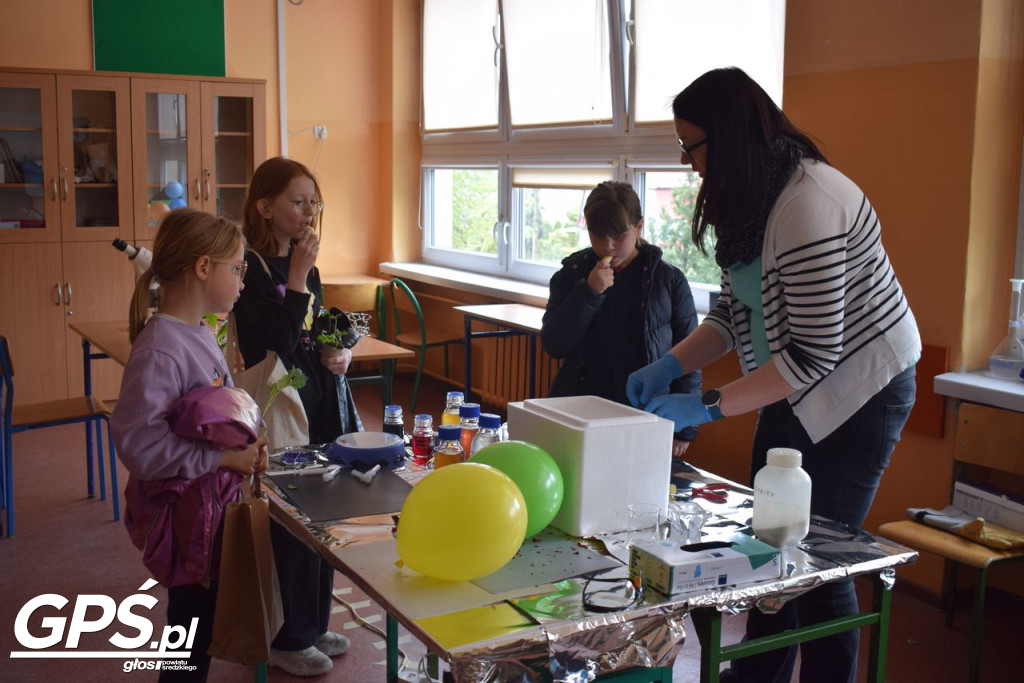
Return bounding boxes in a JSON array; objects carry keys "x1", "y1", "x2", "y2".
[{"x1": 702, "y1": 389, "x2": 724, "y2": 420}]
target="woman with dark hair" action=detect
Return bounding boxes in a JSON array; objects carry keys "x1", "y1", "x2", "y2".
[
  {"x1": 627, "y1": 68, "x2": 920, "y2": 683},
  {"x1": 541, "y1": 181, "x2": 701, "y2": 457}
]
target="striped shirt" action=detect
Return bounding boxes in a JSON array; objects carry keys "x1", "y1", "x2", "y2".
[{"x1": 704, "y1": 160, "x2": 921, "y2": 443}]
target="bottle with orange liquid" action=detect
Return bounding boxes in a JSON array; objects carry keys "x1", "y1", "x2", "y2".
[
  {"x1": 458, "y1": 402, "x2": 480, "y2": 455},
  {"x1": 433, "y1": 425, "x2": 464, "y2": 469}
]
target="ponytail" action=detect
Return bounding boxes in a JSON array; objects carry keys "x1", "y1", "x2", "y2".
[{"x1": 128, "y1": 270, "x2": 156, "y2": 343}]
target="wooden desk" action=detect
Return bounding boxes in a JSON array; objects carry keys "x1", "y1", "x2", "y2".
[
  {"x1": 68, "y1": 320, "x2": 414, "y2": 403},
  {"x1": 265, "y1": 463, "x2": 917, "y2": 683},
  {"x1": 454, "y1": 303, "x2": 546, "y2": 401}
]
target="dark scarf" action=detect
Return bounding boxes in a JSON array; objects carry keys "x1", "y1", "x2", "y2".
[{"x1": 714, "y1": 138, "x2": 805, "y2": 269}]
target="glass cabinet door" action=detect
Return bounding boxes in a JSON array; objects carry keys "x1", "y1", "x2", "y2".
[
  {"x1": 0, "y1": 73, "x2": 59, "y2": 243},
  {"x1": 201, "y1": 82, "x2": 266, "y2": 224},
  {"x1": 56, "y1": 75, "x2": 132, "y2": 242},
  {"x1": 131, "y1": 79, "x2": 201, "y2": 240}
]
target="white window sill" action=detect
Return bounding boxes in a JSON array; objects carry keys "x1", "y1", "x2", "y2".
[
  {"x1": 934, "y1": 370, "x2": 1024, "y2": 413},
  {"x1": 379, "y1": 262, "x2": 550, "y2": 307}
]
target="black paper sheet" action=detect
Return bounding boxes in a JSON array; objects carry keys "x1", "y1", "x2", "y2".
[{"x1": 267, "y1": 468, "x2": 412, "y2": 522}]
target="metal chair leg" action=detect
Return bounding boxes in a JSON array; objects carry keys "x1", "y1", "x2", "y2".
[
  {"x1": 106, "y1": 418, "x2": 120, "y2": 521},
  {"x1": 967, "y1": 566, "x2": 988, "y2": 683},
  {"x1": 411, "y1": 351, "x2": 427, "y2": 414},
  {"x1": 95, "y1": 418, "x2": 107, "y2": 502}
]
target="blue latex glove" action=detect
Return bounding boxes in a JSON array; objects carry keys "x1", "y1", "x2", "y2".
[
  {"x1": 627, "y1": 354, "x2": 683, "y2": 408},
  {"x1": 644, "y1": 393, "x2": 719, "y2": 432}
]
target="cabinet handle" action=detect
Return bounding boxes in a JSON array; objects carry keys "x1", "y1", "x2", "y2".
[
  {"x1": 50, "y1": 178, "x2": 57, "y2": 201},
  {"x1": 53, "y1": 282, "x2": 62, "y2": 306},
  {"x1": 61, "y1": 176, "x2": 68, "y2": 201},
  {"x1": 194, "y1": 178, "x2": 200, "y2": 201},
  {"x1": 203, "y1": 170, "x2": 211, "y2": 201},
  {"x1": 64, "y1": 282, "x2": 73, "y2": 313}
]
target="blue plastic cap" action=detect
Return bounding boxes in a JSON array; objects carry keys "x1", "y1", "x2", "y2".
[
  {"x1": 437, "y1": 425, "x2": 461, "y2": 440},
  {"x1": 479, "y1": 413, "x2": 502, "y2": 428},
  {"x1": 459, "y1": 402, "x2": 481, "y2": 418}
]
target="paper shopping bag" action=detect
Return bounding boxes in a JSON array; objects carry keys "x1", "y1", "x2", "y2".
[{"x1": 207, "y1": 479, "x2": 284, "y2": 665}]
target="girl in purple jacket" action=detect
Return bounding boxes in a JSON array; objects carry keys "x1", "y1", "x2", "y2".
[{"x1": 112, "y1": 208, "x2": 268, "y2": 682}]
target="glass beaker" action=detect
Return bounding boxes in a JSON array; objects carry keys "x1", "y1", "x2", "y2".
[{"x1": 988, "y1": 278, "x2": 1024, "y2": 380}]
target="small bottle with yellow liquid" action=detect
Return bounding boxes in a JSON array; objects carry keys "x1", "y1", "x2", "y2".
[
  {"x1": 441, "y1": 391, "x2": 464, "y2": 426},
  {"x1": 433, "y1": 425, "x2": 464, "y2": 469}
]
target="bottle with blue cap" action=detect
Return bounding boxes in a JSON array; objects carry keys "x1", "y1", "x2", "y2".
[
  {"x1": 458, "y1": 402, "x2": 480, "y2": 454},
  {"x1": 433, "y1": 425, "x2": 463, "y2": 469},
  {"x1": 470, "y1": 413, "x2": 502, "y2": 456}
]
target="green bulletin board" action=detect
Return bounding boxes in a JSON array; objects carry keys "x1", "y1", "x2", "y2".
[{"x1": 93, "y1": 0, "x2": 226, "y2": 77}]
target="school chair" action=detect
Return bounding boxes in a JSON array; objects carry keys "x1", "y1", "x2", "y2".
[
  {"x1": 878, "y1": 401, "x2": 1024, "y2": 683},
  {"x1": 388, "y1": 278, "x2": 464, "y2": 413},
  {"x1": 324, "y1": 280, "x2": 394, "y2": 402},
  {"x1": 0, "y1": 335, "x2": 119, "y2": 537}
]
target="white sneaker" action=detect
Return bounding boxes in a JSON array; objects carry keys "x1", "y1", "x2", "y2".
[
  {"x1": 268, "y1": 645, "x2": 333, "y2": 676},
  {"x1": 316, "y1": 630, "x2": 351, "y2": 657}
]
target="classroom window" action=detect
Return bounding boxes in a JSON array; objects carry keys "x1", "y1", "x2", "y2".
[{"x1": 420, "y1": 0, "x2": 785, "y2": 302}]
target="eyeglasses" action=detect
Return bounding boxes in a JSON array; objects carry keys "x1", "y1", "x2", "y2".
[
  {"x1": 677, "y1": 137, "x2": 707, "y2": 156},
  {"x1": 290, "y1": 199, "x2": 324, "y2": 215},
  {"x1": 214, "y1": 260, "x2": 248, "y2": 280}
]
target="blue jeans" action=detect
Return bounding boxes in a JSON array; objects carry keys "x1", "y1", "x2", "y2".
[{"x1": 731, "y1": 365, "x2": 916, "y2": 683}]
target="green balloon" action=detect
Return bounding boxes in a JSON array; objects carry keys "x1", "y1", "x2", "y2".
[{"x1": 470, "y1": 440, "x2": 564, "y2": 539}]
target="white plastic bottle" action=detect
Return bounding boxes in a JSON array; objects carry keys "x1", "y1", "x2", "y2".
[{"x1": 752, "y1": 447, "x2": 812, "y2": 547}]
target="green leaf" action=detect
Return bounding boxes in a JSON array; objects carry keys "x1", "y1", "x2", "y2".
[{"x1": 264, "y1": 367, "x2": 308, "y2": 414}]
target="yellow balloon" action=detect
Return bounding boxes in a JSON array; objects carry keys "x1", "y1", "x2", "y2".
[{"x1": 396, "y1": 463, "x2": 527, "y2": 581}]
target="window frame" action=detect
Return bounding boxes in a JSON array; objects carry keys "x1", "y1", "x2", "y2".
[{"x1": 419, "y1": 0, "x2": 785, "y2": 306}]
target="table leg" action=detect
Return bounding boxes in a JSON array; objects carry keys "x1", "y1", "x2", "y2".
[
  {"x1": 81, "y1": 338, "x2": 95, "y2": 498},
  {"x1": 252, "y1": 662, "x2": 267, "y2": 683},
  {"x1": 463, "y1": 315, "x2": 472, "y2": 400},
  {"x1": 382, "y1": 359, "x2": 395, "y2": 406},
  {"x1": 691, "y1": 608, "x2": 723, "y2": 683},
  {"x1": 866, "y1": 572, "x2": 893, "y2": 683},
  {"x1": 387, "y1": 612, "x2": 399, "y2": 683}
]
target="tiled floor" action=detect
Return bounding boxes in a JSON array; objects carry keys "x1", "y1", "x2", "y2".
[{"x1": 0, "y1": 373, "x2": 1019, "y2": 682}]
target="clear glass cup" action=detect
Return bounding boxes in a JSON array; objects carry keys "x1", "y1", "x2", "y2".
[{"x1": 627, "y1": 503, "x2": 665, "y2": 547}]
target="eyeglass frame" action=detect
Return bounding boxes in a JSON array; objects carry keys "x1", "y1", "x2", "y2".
[
  {"x1": 213, "y1": 260, "x2": 248, "y2": 280},
  {"x1": 677, "y1": 137, "x2": 707, "y2": 156},
  {"x1": 290, "y1": 199, "x2": 324, "y2": 214}
]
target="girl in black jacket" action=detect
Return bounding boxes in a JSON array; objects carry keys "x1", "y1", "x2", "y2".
[{"x1": 541, "y1": 181, "x2": 701, "y2": 457}]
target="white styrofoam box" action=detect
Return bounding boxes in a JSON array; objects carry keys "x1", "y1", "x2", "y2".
[
  {"x1": 953, "y1": 481, "x2": 1024, "y2": 532},
  {"x1": 507, "y1": 395, "x2": 673, "y2": 537}
]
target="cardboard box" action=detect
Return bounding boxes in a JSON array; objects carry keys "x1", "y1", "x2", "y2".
[
  {"x1": 628, "y1": 532, "x2": 782, "y2": 595},
  {"x1": 507, "y1": 395, "x2": 673, "y2": 537},
  {"x1": 953, "y1": 480, "x2": 1024, "y2": 532}
]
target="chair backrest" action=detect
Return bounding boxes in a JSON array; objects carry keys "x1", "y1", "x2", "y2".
[
  {"x1": 954, "y1": 402, "x2": 1024, "y2": 476},
  {"x1": 322, "y1": 282, "x2": 386, "y2": 339},
  {"x1": 389, "y1": 278, "x2": 426, "y2": 347}
]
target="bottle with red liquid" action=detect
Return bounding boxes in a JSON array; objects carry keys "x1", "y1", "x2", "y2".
[{"x1": 411, "y1": 414, "x2": 434, "y2": 466}]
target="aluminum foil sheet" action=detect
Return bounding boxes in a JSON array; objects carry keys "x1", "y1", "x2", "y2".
[{"x1": 266, "y1": 455, "x2": 918, "y2": 683}]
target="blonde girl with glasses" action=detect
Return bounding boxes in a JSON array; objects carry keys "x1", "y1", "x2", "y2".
[
  {"x1": 234, "y1": 157, "x2": 359, "y2": 676},
  {"x1": 112, "y1": 208, "x2": 269, "y2": 682}
]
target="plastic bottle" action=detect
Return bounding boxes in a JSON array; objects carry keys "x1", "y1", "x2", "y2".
[
  {"x1": 458, "y1": 402, "x2": 480, "y2": 455},
  {"x1": 382, "y1": 404, "x2": 405, "y2": 441},
  {"x1": 441, "y1": 391, "x2": 464, "y2": 426},
  {"x1": 988, "y1": 278, "x2": 1024, "y2": 380},
  {"x1": 411, "y1": 414, "x2": 434, "y2": 466},
  {"x1": 470, "y1": 413, "x2": 502, "y2": 456},
  {"x1": 752, "y1": 447, "x2": 812, "y2": 547},
  {"x1": 433, "y1": 425, "x2": 464, "y2": 469}
]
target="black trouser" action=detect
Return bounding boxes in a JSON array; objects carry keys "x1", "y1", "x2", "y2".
[
  {"x1": 161, "y1": 583, "x2": 217, "y2": 682},
  {"x1": 269, "y1": 519, "x2": 334, "y2": 650}
]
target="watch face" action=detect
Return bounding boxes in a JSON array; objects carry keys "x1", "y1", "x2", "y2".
[{"x1": 702, "y1": 389, "x2": 721, "y2": 407}]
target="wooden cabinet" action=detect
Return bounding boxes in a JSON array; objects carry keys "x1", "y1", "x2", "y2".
[
  {"x1": 0, "y1": 72, "x2": 133, "y2": 245},
  {"x1": 0, "y1": 68, "x2": 266, "y2": 404},
  {"x1": 131, "y1": 78, "x2": 266, "y2": 240}
]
